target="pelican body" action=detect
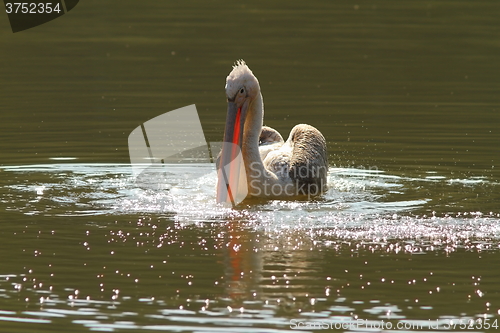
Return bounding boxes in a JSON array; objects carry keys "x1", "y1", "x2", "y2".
[{"x1": 216, "y1": 60, "x2": 328, "y2": 205}]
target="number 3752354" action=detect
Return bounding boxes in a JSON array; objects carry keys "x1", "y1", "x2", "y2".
[{"x1": 5, "y1": 2, "x2": 62, "y2": 14}]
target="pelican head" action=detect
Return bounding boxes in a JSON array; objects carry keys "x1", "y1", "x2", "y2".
[
  {"x1": 225, "y1": 60, "x2": 260, "y2": 102},
  {"x1": 223, "y1": 60, "x2": 261, "y2": 150}
]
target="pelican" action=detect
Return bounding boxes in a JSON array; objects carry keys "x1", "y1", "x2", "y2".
[{"x1": 216, "y1": 60, "x2": 328, "y2": 205}]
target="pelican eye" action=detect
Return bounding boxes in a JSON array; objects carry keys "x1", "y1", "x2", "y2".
[{"x1": 240, "y1": 88, "x2": 244, "y2": 94}]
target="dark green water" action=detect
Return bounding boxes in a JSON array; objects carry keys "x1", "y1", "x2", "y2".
[{"x1": 1, "y1": 1, "x2": 499, "y2": 332}]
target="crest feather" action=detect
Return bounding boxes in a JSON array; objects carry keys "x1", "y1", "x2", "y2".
[{"x1": 233, "y1": 59, "x2": 246, "y2": 69}]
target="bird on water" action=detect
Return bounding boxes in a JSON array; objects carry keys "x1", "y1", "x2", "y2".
[{"x1": 217, "y1": 60, "x2": 328, "y2": 205}]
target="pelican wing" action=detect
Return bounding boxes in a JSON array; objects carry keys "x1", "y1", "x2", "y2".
[{"x1": 287, "y1": 124, "x2": 328, "y2": 196}]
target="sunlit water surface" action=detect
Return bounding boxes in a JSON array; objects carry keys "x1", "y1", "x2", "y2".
[{"x1": 0, "y1": 163, "x2": 499, "y2": 332}]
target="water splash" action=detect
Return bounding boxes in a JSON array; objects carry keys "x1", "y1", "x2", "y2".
[{"x1": 1, "y1": 163, "x2": 499, "y2": 245}]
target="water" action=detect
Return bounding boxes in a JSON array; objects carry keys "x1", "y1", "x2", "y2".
[
  {"x1": 1, "y1": 163, "x2": 499, "y2": 332},
  {"x1": 1, "y1": 0, "x2": 500, "y2": 332}
]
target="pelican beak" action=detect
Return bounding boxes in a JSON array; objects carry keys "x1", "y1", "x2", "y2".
[
  {"x1": 223, "y1": 100, "x2": 246, "y2": 150},
  {"x1": 216, "y1": 100, "x2": 248, "y2": 206}
]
